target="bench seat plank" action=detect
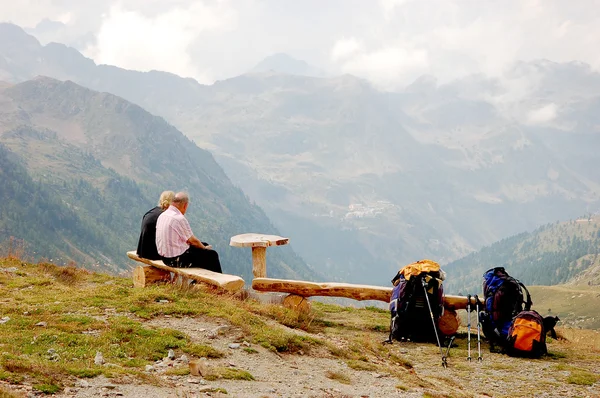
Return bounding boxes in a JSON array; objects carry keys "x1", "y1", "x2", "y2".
[
  {"x1": 252, "y1": 277, "x2": 475, "y2": 309},
  {"x1": 127, "y1": 251, "x2": 244, "y2": 292}
]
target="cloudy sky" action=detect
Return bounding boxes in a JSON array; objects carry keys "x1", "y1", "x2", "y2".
[{"x1": 1, "y1": 0, "x2": 600, "y2": 89}]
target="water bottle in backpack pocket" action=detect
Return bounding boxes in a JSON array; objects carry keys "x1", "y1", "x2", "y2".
[{"x1": 506, "y1": 310, "x2": 547, "y2": 358}]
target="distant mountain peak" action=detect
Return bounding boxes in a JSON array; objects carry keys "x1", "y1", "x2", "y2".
[
  {"x1": 0, "y1": 23, "x2": 41, "y2": 48},
  {"x1": 249, "y1": 53, "x2": 327, "y2": 78}
]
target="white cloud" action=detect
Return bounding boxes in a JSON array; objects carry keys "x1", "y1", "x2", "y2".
[
  {"x1": 526, "y1": 103, "x2": 559, "y2": 125},
  {"x1": 331, "y1": 38, "x2": 362, "y2": 62},
  {"x1": 84, "y1": 1, "x2": 237, "y2": 83},
  {"x1": 379, "y1": 0, "x2": 409, "y2": 20},
  {"x1": 337, "y1": 46, "x2": 428, "y2": 90},
  {"x1": 4, "y1": 0, "x2": 600, "y2": 87}
]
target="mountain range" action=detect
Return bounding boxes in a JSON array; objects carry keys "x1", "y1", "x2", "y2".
[{"x1": 1, "y1": 23, "x2": 599, "y2": 286}]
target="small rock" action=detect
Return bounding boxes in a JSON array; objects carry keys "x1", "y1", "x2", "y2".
[
  {"x1": 34, "y1": 321, "x2": 47, "y2": 327},
  {"x1": 145, "y1": 365, "x2": 154, "y2": 372},
  {"x1": 47, "y1": 349, "x2": 56, "y2": 355},
  {"x1": 76, "y1": 380, "x2": 90, "y2": 388},
  {"x1": 213, "y1": 325, "x2": 230, "y2": 334},
  {"x1": 94, "y1": 351, "x2": 105, "y2": 365},
  {"x1": 167, "y1": 349, "x2": 175, "y2": 359},
  {"x1": 187, "y1": 378, "x2": 200, "y2": 384},
  {"x1": 198, "y1": 386, "x2": 215, "y2": 392},
  {"x1": 242, "y1": 341, "x2": 251, "y2": 347},
  {"x1": 102, "y1": 384, "x2": 117, "y2": 389},
  {"x1": 23, "y1": 312, "x2": 29, "y2": 315},
  {"x1": 228, "y1": 362, "x2": 235, "y2": 367},
  {"x1": 228, "y1": 343, "x2": 241, "y2": 349},
  {"x1": 180, "y1": 354, "x2": 189, "y2": 363},
  {"x1": 159, "y1": 299, "x2": 169, "y2": 303},
  {"x1": 189, "y1": 359, "x2": 208, "y2": 377}
]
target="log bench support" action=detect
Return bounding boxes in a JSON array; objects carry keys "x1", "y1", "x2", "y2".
[{"x1": 127, "y1": 251, "x2": 244, "y2": 292}]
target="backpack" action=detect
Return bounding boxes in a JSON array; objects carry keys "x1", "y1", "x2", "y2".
[
  {"x1": 506, "y1": 310, "x2": 547, "y2": 358},
  {"x1": 388, "y1": 260, "x2": 445, "y2": 343},
  {"x1": 480, "y1": 267, "x2": 532, "y2": 346}
]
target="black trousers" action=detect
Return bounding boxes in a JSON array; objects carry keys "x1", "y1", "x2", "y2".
[{"x1": 163, "y1": 243, "x2": 222, "y2": 273}]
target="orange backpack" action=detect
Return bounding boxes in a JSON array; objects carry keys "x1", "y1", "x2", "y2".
[{"x1": 506, "y1": 310, "x2": 547, "y2": 358}]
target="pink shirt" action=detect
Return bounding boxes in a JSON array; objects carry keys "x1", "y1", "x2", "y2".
[{"x1": 156, "y1": 205, "x2": 194, "y2": 258}]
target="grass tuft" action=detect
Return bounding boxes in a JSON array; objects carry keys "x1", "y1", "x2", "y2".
[
  {"x1": 325, "y1": 370, "x2": 351, "y2": 385},
  {"x1": 204, "y1": 367, "x2": 255, "y2": 381},
  {"x1": 567, "y1": 370, "x2": 599, "y2": 386},
  {"x1": 346, "y1": 359, "x2": 378, "y2": 371}
]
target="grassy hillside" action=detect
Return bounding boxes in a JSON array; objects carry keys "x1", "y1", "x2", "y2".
[
  {"x1": 0, "y1": 257, "x2": 598, "y2": 397},
  {"x1": 528, "y1": 285, "x2": 600, "y2": 329},
  {"x1": 443, "y1": 215, "x2": 600, "y2": 295}
]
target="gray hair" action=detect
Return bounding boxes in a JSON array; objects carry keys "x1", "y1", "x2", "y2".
[
  {"x1": 172, "y1": 191, "x2": 189, "y2": 205},
  {"x1": 157, "y1": 190, "x2": 175, "y2": 209}
]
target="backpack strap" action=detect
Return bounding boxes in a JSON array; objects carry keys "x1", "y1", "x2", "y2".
[
  {"x1": 519, "y1": 282, "x2": 533, "y2": 311},
  {"x1": 391, "y1": 271, "x2": 402, "y2": 286}
]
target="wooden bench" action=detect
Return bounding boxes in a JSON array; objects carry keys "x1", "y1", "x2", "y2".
[
  {"x1": 127, "y1": 251, "x2": 245, "y2": 292},
  {"x1": 252, "y1": 277, "x2": 477, "y2": 310},
  {"x1": 252, "y1": 277, "x2": 474, "y2": 335}
]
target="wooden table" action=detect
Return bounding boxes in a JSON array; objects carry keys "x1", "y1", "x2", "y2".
[{"x1": 229, "y1": 233, "x2": 289, "y2": 278}]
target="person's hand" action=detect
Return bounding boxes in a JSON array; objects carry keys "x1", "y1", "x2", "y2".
[{"x1": 205, "y1": 245, "x2": 213, "y2": 250}]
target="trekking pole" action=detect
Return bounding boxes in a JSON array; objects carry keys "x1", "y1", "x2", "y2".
[
  {"x1": 421, "y1": 276, "x2": 447, "y2": 368},
  {"x1": 445, "y1": 335, "x2": 455, "y2": 360},
  {"x1": 475, "y1": 295, "x2": 482, "y2": 362},
  {"x1": 467, "y1": 294, "x2": 472, "y2": 361}
]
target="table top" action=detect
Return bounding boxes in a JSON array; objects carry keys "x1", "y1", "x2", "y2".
[{"x1": 229, "y1": 233, "x2": 289, "y2": 248}]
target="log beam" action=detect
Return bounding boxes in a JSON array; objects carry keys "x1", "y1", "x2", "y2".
[
  {"x1": 252, "y1": 277, "x2": 480, "y2": 310},
  {"x1": 252, "y1": 278, "x2": 391, "y2": 302}
]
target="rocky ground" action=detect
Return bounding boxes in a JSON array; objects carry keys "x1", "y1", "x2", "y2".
[{"x1": 2, "y1": 312, "x2": 598, "y2": 398}]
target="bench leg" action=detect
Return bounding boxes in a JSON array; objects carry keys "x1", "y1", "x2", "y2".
[
  {"x1": 251, "y1": 247, "x2": 267, "y2": 278},
  {"x1": 283, "y1": 294, "x2": 311, "y2": 314},
  {"x1": 133, "y1": 265, "x2": 170, "y2": 288}
]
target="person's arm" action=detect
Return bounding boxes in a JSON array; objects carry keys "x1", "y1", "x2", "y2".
[{"x1": 187, "y1": 235, "x2": 212, "y2": 250}]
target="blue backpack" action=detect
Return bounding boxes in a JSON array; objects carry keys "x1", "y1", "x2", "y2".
[{"x1": 480, "y1": 267, "x2": 532, "y2": 346}]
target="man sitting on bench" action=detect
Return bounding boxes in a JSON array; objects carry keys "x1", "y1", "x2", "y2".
[{"x1": 156, "y1": 191, "x2": 223, "y2": 273}]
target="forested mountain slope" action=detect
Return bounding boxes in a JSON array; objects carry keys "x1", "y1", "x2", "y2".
[
  {"x1": 443, "y1": 215, "x2": 600, "y2": 294},
  {"x1": 0, "y1": 77, "x2": 315, "y2": 281}
]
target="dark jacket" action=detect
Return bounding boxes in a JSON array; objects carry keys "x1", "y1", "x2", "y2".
[{"x1": 136, "y1": 206, "x2": 164, "y2": 260}]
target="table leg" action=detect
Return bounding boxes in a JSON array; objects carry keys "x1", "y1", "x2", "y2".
[{"x1": 251, "y1": 246, "x2": 267, "y2": 278}]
